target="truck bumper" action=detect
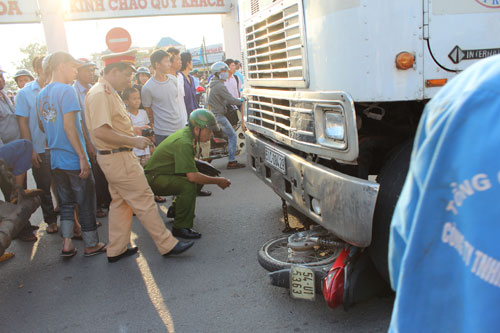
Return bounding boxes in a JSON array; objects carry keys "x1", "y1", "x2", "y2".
[{"x1": 246, "y1": 132, "x2": 379, "y2": 247}]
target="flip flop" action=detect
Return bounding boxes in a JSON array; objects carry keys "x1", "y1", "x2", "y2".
[
  {"x1": 61, "y1": 248, "x2": 77, "y2": 258},
  {"x1": 84, "y1": 244, "x2": 107, "y2": 257},
  {"x1": 46, "y1": 223, "x2": 59, "y2": 234},
  {"x1": 154, "y1": 196, "x2": 167, "y2": 203}
]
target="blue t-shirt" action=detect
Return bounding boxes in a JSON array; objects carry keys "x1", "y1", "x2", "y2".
[
  {"x1": 15, "y1": 80, "x2": 47, "y2": 154},
  {"x1": 389, "y1": 55, "x2": 500, "y2": 332},
  {"x1": 36, "y1": 82, "x2": 87, "y2": 170}
]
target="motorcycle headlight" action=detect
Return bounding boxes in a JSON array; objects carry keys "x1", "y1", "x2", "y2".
[{"x1": 324, "y1": 112, "x2": 345, "y2": 141}]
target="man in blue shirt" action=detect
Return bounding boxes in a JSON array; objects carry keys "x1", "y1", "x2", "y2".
[
  {"x1": 37, "y1": 52, "x2": 106, "y2": 258},
  {"x1": 389, "y1": 55, "x2": 500, "y2": 332},
  {"x1": 16, "y1": 55, "x2": 58, "y2": 234}
]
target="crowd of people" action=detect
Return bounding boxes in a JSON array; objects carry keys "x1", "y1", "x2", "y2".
[{"x1": 0, "y1": 47, "x2": 246, "y2": 262}]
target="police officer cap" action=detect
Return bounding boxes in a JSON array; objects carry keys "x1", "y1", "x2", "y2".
[{"x1": 102, "y1": 50, "x2": 137, "y2": 72}]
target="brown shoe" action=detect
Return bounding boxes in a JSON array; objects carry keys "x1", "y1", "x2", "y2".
[{"x1": 227, "y1": 161, "x2": 246, "y2": 169}]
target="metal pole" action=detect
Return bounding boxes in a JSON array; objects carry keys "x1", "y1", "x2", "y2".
[
  {"x1": 39, "y1": 0, "x2": 69, "y2": 52},
  {"x1": 221, "y1": 0, "x2": 242, "y2": 60}
]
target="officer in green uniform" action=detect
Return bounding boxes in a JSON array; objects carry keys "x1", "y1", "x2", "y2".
[{"x1": 145, "y1": 109, "x2": 231, "y2": 239}]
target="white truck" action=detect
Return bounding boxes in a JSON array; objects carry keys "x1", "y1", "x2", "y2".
[{"x1": 238, "y1": 0, "x2": 500, "y2": 305}]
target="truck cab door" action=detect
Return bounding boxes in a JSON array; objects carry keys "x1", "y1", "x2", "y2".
[{"x1": 425, "y1": 0, "x2": 500, "y2": 72}]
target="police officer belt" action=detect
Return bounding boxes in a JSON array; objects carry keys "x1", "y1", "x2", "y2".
[{"x1": 97, "y1": 147, "x2": 133, "y2": 155}]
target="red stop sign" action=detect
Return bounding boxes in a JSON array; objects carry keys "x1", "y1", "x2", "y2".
[{"x1": 105, "y1": 27, "x2": 132, "y2": 53}]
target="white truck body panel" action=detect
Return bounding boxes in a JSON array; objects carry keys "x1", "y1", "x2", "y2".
[{"x1": 241, "y1": 0, "x2": 500, "y2": 102}]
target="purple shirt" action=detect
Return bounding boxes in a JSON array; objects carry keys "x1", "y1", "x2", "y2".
[{"x1": 181, "y1": 72, "x2": 198, "y2": 116}]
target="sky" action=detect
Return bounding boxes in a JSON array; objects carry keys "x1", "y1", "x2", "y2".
[{"x1": 0, "y1": 14, "x2": 224, "y2": 74}]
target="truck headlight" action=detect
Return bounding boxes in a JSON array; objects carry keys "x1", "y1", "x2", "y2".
[{"x1": 324, "y1": 112, "x2": 345, "y2": 141}]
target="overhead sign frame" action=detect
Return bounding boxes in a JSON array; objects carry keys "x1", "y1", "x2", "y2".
[
  {"x1": 66, "y1": 0, "x2": 232, "y2": 21},
  {"x1": 0, "y1": 0, "x2": 40, "y2": 24}
]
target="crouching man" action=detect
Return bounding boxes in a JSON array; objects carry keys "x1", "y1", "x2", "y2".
[{"x1": 145, "y1": 109, "x2": 231, "y2": 239}]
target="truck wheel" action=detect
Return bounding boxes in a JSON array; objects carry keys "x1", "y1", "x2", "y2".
[
  {"x1": 369, "y1": 140, "x2": 413, "y2": 284},
  {"x1": 257, "y1": 235, "x2": 339, "y2": 272}
]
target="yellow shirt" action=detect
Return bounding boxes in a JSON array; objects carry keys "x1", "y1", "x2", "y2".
[{"x1": 85, "y1": 78, "x2": 135, "y2": 150}]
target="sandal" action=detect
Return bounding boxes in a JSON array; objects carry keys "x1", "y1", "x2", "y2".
[
  {"x1": 154, "y1": 196, "x2": 167, "y2": 203},
  {"x1": 84, "y1": 243, "x2": 107, "y2": 257},
  {"x1": 46, "y1": 223, "x2": 59, "y2": 234},
  {"x1": 61, "y1": 248, "x2": 77, "y2": 258},
  {"x1": 0, "y1": 252, "x2": 15, "y2": 263}
]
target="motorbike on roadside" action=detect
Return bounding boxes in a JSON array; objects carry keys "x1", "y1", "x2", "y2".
[{"x1": 197, "y1": 87, "x2": 246, "y2": 162}]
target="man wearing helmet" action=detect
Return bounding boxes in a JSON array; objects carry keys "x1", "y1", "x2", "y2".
[
  {"x1": 207, "y1": 61, "x2": 246, "y2": 169},
  {"x1": 144, "y1": 108, "x2": 231, "y2": 239},
  {"x1": 14, "y1": 69, "x2": 34, "y2": 89}
]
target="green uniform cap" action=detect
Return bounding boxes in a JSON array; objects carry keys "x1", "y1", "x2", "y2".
[{"x1": 189, "y1": 108, "x2": 219, "y2": 132}]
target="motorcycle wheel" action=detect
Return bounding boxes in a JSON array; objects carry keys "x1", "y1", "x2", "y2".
[{"x1": 257, "y1": 235, "x2": 339, "y2": 272}]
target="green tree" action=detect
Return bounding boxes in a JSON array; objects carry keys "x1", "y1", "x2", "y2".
[
  {"x1": 16, "y1": 42, "x2": 47, "y2": 73},
  {"x1": 4, "y1": 78, "x2": 18, "y2": 92}
]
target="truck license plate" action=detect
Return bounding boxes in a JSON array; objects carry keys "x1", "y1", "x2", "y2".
[
  {"x1": 264, "y1": 147, "x2": 286, "y2": 174},
  {"x1": 290, "y1": 266, "x2": 315, "y2": 301}
]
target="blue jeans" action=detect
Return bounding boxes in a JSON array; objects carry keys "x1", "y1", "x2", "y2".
[
  {"x1": 216, "y1": 115, "x2": 237, "y2": 162},
  {"x1": 52, "y1": 169, "x2": 99, "y2": 248},
  {"x1": 155, "y1": 134, "x2": 168, "y2": 145},
  {"x1": 32, "y1": 151, "x2": 57, "y2": 224}
]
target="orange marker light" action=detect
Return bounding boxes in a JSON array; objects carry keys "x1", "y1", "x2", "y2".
[
  {"x1": 395, "y1": 52, "x2": 415, "y2": 70},
  {"x1": 425, "y1": 79, "x2": 448, "y2": 87}
]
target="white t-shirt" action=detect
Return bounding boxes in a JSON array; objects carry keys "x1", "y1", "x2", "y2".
[
  {"x1": 128, "y1": 109, "x2": 150, "y2": 156},
  {"x1": 141, "y1": 75, "x2": 187, "y2": 136}
]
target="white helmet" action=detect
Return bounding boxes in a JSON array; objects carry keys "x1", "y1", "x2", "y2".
[{"x1": 211, "y1": 62, "x2": 229, "y2": 76}]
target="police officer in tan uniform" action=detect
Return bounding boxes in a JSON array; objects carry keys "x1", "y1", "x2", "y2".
[{"x1": 85, "y1": 50, "x2": 194, "y2": 263}]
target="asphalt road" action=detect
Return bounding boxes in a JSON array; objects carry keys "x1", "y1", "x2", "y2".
[{"x1": 0, "y1": 156, "x2": 394, "y2": 332}]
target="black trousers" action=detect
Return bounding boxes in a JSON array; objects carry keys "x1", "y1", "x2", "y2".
[
  {"x1": 91, "y1": 157, "x2": 111, "y2": 209},
  {"x1": 32, "y1": 151, "x2": 57, "y2": 224}
]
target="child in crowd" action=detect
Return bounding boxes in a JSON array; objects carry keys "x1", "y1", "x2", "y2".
[
  {"x1": 122, "y1": 87, "x2": 166, "y2": 203},
  {"x1": 123, "y1": 87, "x2": 151, "y2": 165}
]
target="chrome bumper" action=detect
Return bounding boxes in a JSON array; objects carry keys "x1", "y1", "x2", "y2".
[{"x1": 246, "y1": 132, "x2": 379, "y2": 247}]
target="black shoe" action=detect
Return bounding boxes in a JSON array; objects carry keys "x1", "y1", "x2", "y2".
[
  {"x1": 107, "y1": 247, "x2": 139, "y2": 263},
  {"x1": 166, "y1": 205, "x2": 175, "y2": 218},
  {"x1": 163, "y1": 241, "x2": 194, "y2": 256},
  {"x1": 172, "y1": 228, "x2": 201, "y2": 239},
  {"x1": 197, "y1": 190, "x2": 212, "y2": 197}
]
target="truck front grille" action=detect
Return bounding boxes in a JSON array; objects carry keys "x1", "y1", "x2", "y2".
[
  {"x1": 244, "y1": 88, "x2": 360, "y2": 162},
  {"x1": 247, "y1": 92, "x2": 316, "y2": 144},
  {"x1": 244, "y1": 0, "x2": 308, "y2": 88}
]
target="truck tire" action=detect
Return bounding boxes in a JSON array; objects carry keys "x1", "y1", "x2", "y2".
[
  {"x1": 369, "y1": 140, "x2": 413, "y2": 284},
  {"x1": 257, "y1": 235, "x2": 338, "y2": 272}
]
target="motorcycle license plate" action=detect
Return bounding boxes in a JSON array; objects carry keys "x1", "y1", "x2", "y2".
[
  {"x1": 290, "y1": 266, "x2": 315, "y2": 301},
  {"x1": 264, "y1": 147, "x2": 286, "y2": 174}
]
